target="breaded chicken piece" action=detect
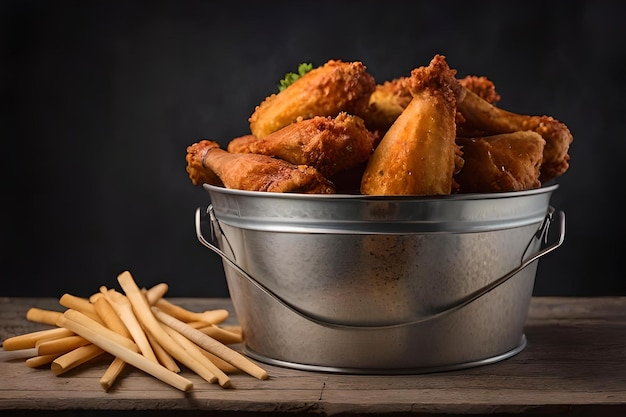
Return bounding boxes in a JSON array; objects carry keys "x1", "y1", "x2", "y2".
[
  {"x1": 363, "y1": 77, "x2": 413, "y2": 135},
  {"x1": 248, "y1": 60, "x2": 376, "y2": 139},
  {"x1": 364, "y1": 74, "x2": 501, "y2": 135},
  {"x1": 360, "y1": 55, "x2": 463, "y2": 196},
  {"x1": 184, "y1": 140, "x2": 224, "y2": 187},
  {"x1": 186, "y1": 140, "x2": 335, "y2": 194},
  {"x1": 458, "y1": 75, "x2": 501, "y2": 104},
  {"x1": 456, "y1": 88, "x2": 573, "y2": 182},
  {"x1": 228, "y1": 112, "x2": 377, "y2": 178},
  {"x1": 455, "y1": 131, "x2": 545, "y2": 193}
]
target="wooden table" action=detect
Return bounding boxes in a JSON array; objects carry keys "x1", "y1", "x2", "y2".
[{"x1": 1, "y1": 296, "x2": 625, "y2": 416}]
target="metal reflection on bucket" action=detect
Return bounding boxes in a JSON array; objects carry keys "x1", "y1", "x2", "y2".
[{"x1": 195, "y1": 184, "x2": 565, "y2": 374}]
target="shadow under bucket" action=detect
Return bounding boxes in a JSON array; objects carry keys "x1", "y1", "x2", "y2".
[{"x1": 195, "y1": 184, "x2": 565, "y2": 374}]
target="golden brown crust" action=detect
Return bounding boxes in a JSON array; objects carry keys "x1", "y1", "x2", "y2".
[
  {"x1": 455, "y1": 132, "x2": 545, "y2": 193},
  {"x1": 364, "y1": 74, "x2": 501, "y2": 136},
  {"x1": 248, "y1": 60, "x2": 376, "y2": 139},
  {"x1": 187, "y1": 54, "x2": 572, "y2": 195},
  {"x1": 456, "y1": 88, "x2": 572, "y2": 182},
  {"x1": 228, "y1": 112, "x2": 377, "y2": 178},
  {"x1": 225, "y1": 134, "x2": 257, "y2": 154},
  {"x1": 360, "y1": 55, "x2": 462, "y2": 196},
  {"x1": 185, "y1": 140, "x2": 224, "y2": 186},
  {"x1": 186, "y1": 140, "x2": 335, "y2": 193},
  {"x1": 458, "y1": 75, "x2": 501, "y2": 104},
  {"x1": 363, "y1": 77, "x2": 413, "y2": 134}
]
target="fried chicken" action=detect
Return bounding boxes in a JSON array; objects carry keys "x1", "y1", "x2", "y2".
[
  {"x1": 456, "y1": 88, "x2": 572, "y2": 183},
  {"x1": 185, "y1": 140, "x2": 224, "y2": 187},
  {"x1": 228, "y1": 112, "x2": 377, "y2": 179},
  {"x1": 363, "y1": 74, "x2": 501, "y2": 136},
  {"x1": 458, "y1": 75, "x2": 501, "y2": 104},
  {"x1": 248, "y1": 60, "x2": 376, "y2": 139},
  {"x1": 363, "y1": 77, "x2": 413, "y2": 135},
  {"x1": 455, "y1": 131, "x2": 545, "y2": 193},
  {"x1": 360, "y1": 55, "x2": 463, "y2": 196},
  {"x1": 186, "y1": 140, "x2": 335, "y2": 193}
]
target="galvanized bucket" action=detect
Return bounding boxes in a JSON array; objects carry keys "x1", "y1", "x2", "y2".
[{"x1": 195, "y1": 184, "x2": 565, "y2": 374}]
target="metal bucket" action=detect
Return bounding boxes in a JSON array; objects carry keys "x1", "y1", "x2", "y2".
[{"x1": 195, "y1": 184, "x2": 565, "y2": 374}]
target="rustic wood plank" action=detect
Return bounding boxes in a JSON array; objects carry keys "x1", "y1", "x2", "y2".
[
  {"x1": 1, "y1": 297, "x2": 626, "y2": 416},
  {"x1": 527, "y1": 296, "x2": 626, "y2": 322}
]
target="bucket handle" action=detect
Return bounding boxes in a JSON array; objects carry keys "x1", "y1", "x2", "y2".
[{"x1": 195, "y1": 206, "x2": 565, "y2": 330}]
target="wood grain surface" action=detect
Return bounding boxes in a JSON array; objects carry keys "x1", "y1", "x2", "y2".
[{"x1": 1, "y1": 296, "x2": 625, "y2": 416}]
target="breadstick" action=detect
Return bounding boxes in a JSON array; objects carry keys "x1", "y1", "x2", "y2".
[
  {"x1": 221, "y1": 325, "x2": 242, "y2": 335},
  {"x1": 198, "y1": 309, "x2": 230, "y2": 324},
  {"x1": 155, "y1": 297, "x2": 229, "y2": 324},
  {"x1": 200, "y1": 350, "x2": 240, "y2": 374},
  {"x1": 65, "y1": 303, "x2": 145, "y2": 391},
  {"x1": 98, "y1": 285, "x2": 111, "y2": 298},
  {"x1": 196, "y1": 324, "x2": 243, "y2": 345},
  {"x1": 26, "y1": 308, "x2": 64, "y2": 326},
  {"x1": 56, "y1": 313, "x2": 192, "y2": 391},
  {"x1": 66, "y1": 306, "x2": 180, "y2": 389},
  {"x1": 116, "y1": 271, "x2": 220, "y2": 385},
  {"x1": 95, "y1": 293, "x2": 172, "y2": 387},
  {"x1": 51, "y1": 343, "x2": 104, "y2": 375},
  {"x1": 91, "y1": 295, "x2": 132, "y2": 339},
  {"x1": 145, "y1": 330, "x2": 180, "y2": 373},
  {"x1": 144, "y1": 282, "x2": 169, "y2": 305},
  {"x1": 36, "y1": 335, "x2": 90, "y2": 356},
  {"x1": 59, "y1": 293, "x2": 103, "y2": 324},
  {"x1": 103, "y1": 289, "x2": 159, "y2": 363},
  {"x1": 161, "y1": 324, "x2": 227, "y2": 387},
  {"x1": 152, "y1": 307, "x2": 268, "y2": 380},
  {"x1": 60, "y1": 310, "x2": 138, "y2": 351},
  {"x1": 0, "y1": 347, "x2": 38, "y2": 361},
  {"x1": 88, "y1": 291, "x2": 102, "y2": 304},
  {"x1": 88, "y1": 293, "x2": 140, "y2": 390},
  {"x1": 100, "y1": 357, "x2": 127, "y2": 391},
  {"x1": 2, "y1": 327, "x2": 74, "y2": 351},
  {"x1": 26, "y1": 353, "x2": 61, "y2": 368},
  {"x1": 91, "y1": 290, "x2": 134, "y2": 390},
  {"x1": 185, "y1": 321, "x2": 208, "y2": 329}
]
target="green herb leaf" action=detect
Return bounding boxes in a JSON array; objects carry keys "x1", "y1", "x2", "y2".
[{"x1": 278, "y1": 62, "x2": 313, "y2": 92}]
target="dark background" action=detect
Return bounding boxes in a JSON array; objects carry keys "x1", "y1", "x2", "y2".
[{"x1": 1, "y1": 0, "x2": 624, "y2": 298}]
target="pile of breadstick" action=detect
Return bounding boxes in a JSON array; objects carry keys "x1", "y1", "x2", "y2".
[{"x1": 1, "y1": 270, "x2": 268, "y2": 391}]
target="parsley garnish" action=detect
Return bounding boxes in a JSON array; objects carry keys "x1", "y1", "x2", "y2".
[{"x1": 278, "y1": 62, "x2": 313, "y2": 92}]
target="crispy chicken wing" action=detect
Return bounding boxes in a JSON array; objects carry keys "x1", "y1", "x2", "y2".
[
  {"x1": 228, "y1": 112, "x2": 377, "y2": 178},
  {"x1": 364, "y1": 74, "x2": 501, "y2": 135},
  {"x1": 363, "y1": 77, "x2": 413, "y2": 135},
  {"x1": 458, "y1": 75, "x2": 501, "y2": 104},
  {"x1": 186, "y1": 140, "x2": 335, "y2": 193},
  {"x1": 248, "y1": 60, "x2": 376, "y2": 139},
  {"x1": 360, "y1": 55, "x2": 463, "y2": 196},
  {"x1": 456, "y1": 88, "x2": 572, "y2": 182},
  {"x1": 455, "y1": 131, "x2": 545, "y2": 193}
]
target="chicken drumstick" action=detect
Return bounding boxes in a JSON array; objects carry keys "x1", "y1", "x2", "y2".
[{"x1": 186, "y1": 140, "x2": 335, "y2": 194}]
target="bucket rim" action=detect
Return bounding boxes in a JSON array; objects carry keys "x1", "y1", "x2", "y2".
[
  {"x1": 202, "y1": 182, "x2": 559, "y2": 234},
  {"x1": 203, "y1": 183, "x2": 559, "y2": 201}
]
